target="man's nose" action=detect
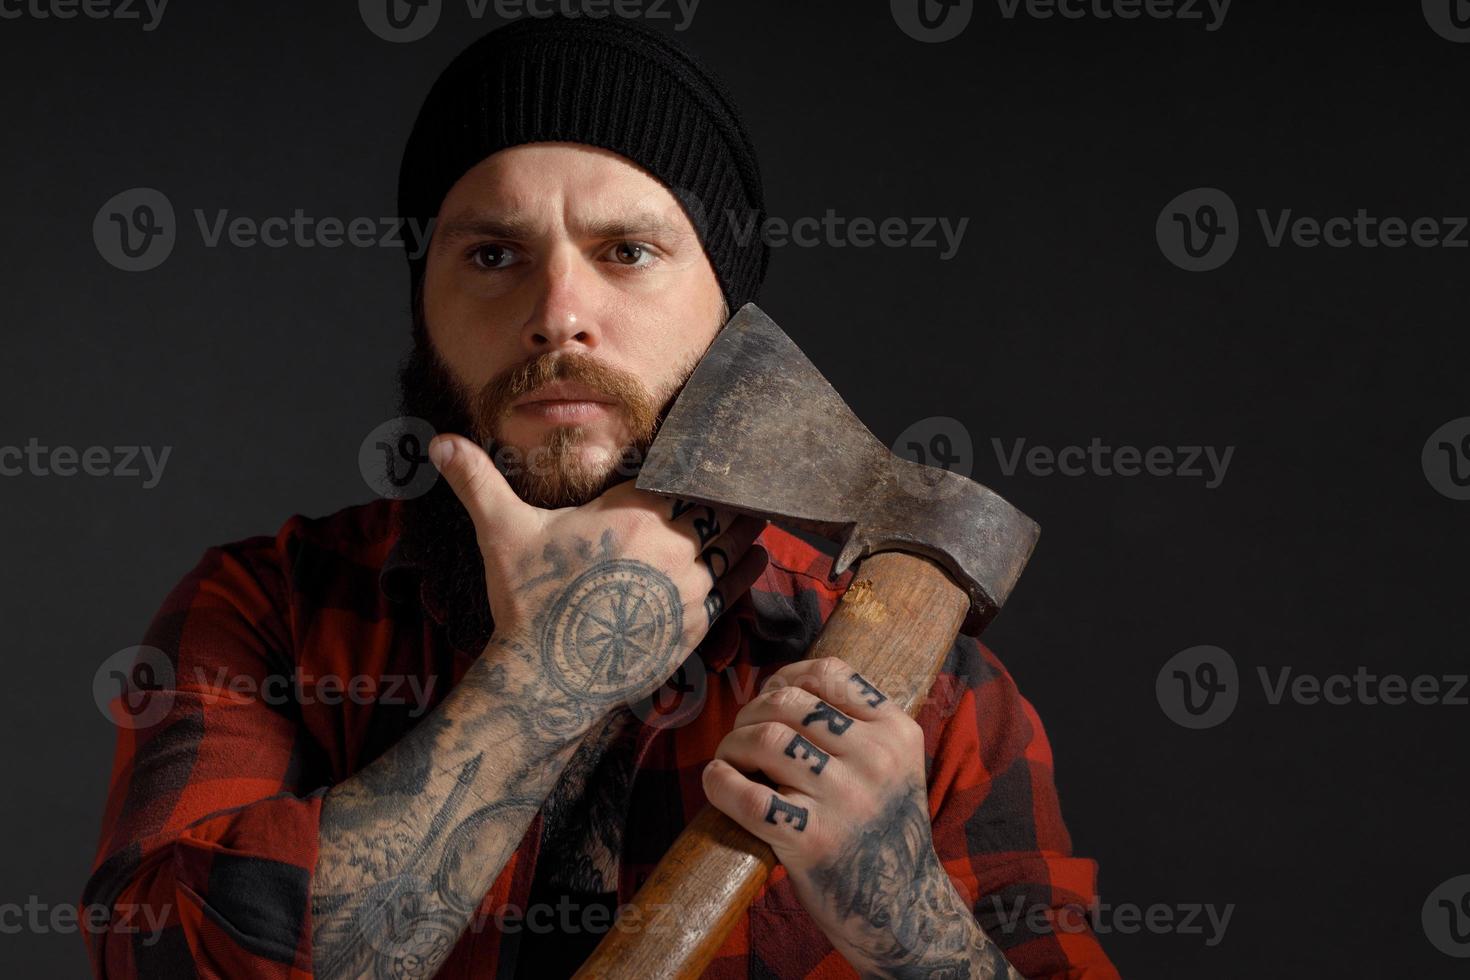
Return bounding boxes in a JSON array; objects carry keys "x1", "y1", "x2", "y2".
[{"x1": 519, "y1": 250, "x2": 600, "y2": 354}]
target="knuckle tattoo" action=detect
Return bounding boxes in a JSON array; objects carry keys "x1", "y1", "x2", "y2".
[
  {"x1": 801, "y1": 698, "x2": 855, "y2": 737},
  {"x1": 763, "y1": 793, "x2": 809, "y2": 833}
]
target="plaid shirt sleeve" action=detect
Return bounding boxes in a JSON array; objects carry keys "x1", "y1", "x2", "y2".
[
  {"x1": 920, "y1": 633, "x2": 1118, "y2": 979},
  {"x1": 81, "y1": 535, "x2": 324, "y2": 979}
]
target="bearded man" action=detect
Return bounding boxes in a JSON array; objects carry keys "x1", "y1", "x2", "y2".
[{"x1": 83, "y1": 15, "x2": 1117, "y2": 980}]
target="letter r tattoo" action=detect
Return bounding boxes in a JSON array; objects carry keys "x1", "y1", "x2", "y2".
[{"x1": 802, "y1": 699, "x2": 854, "y2": 736}]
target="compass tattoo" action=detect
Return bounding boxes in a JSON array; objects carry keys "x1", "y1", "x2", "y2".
[{"x1": 541, "y1": 559, "x2": 684, "y2": 706}]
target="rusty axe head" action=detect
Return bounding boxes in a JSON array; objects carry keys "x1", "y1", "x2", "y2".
[{"x1": 635, "y1": 303, "x2": 1040, "y2": 635}]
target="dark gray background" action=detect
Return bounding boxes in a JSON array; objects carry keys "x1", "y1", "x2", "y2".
[{"x1": 3, "y1": 1, "x2": 1467, "y2": 976}]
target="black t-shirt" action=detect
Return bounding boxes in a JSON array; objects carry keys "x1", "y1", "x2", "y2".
[
  {"x1": 510, "y1": 869, "x2": 620, "y2": 978},
  {"x1": 513, "y1": 707, "x2": 638, "y2": 977}
]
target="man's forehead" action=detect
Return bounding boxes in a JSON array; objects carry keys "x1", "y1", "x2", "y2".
[{"x1": 432, "y1": 143, "x2": 696, "y2": 240}]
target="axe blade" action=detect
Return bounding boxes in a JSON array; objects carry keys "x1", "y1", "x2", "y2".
[{"x1": 636, "y1": 303, "x2": 1040, "y2": 634}]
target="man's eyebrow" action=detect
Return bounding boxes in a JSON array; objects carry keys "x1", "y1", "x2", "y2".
[
  {"x1": 433, "y1": 207, "x2": 691, "y2": 246},
  {"x1": 569, "y1": 209, "x2": 690, "y2": 241},
  {"x1": 434, "y1": 210, "x2": 540, "y2": 245}
]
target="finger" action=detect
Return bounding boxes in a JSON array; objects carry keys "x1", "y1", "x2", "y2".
[
  {"x1": 702, "y1": 757, "x2": 816, "y2": 845},
  {"x1": 700, "y1": 543, "x2": 768, "y2": 624},
  {"x1": 427, "y1": 434, "x2": 531, "y2": 545},
  {"x1": 761, "y1": 656, "x2": 893, "y2": 722},
  {"x1": 732, "y1": 684, "x2": 858, "y2": 757},
  {"x1": 697, "y1": 515, "x2": 766, "y2": 582},
  {"x1": 713, "y1": 721, "x2": 834, "y2": 797},
  {"x1": 663, "y1": 498, "x2": 737, "y2": 554}
]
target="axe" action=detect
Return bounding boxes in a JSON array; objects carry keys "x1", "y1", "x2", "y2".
[{"x1": 572, "y1": 303, "x2": 1039, "y2": 979}]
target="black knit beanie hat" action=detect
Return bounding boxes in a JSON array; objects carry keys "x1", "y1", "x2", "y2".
[{"x1": 397, "y1": 15, "x2": 768, "y2": 312}]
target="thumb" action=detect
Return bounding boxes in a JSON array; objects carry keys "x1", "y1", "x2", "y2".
[{"x1": 428, "y1": 434, "x2": 528, "y2": 545}]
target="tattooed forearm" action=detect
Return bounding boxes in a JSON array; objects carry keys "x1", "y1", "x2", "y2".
[
  {"x1": 806, "y1": 786, "x2": 1022, "y2": 980},
  {"x1": 311, "y1": 548, "x2": 691, "y2": 980},
  {"x1": 310, "y1": 648, "x2": 571, "y2": 980}
]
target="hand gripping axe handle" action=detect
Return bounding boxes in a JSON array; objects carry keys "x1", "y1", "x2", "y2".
[{"x1": 573, "y1": 304, "x2": 1040, "y2": 979}]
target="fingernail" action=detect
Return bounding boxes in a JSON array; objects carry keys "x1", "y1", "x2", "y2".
[{"x1": 429, "y1": 438, "x2": 454, "y2": 470}]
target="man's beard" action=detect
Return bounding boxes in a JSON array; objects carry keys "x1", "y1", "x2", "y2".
[{"x1": 391, "y1": 298, "x2": 704, "y2": 652}]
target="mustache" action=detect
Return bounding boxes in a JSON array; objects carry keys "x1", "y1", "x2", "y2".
[{"x1": 471, "y1": 351, "x2": 658, "y2": 439}]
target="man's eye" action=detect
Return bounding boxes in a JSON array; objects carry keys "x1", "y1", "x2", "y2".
[
  {"x1": 609, "y1": 242, "x2": 652, "y2": 267},
  {"x1": 470, "y1": 244, "x2": 516, "y2": 270}
]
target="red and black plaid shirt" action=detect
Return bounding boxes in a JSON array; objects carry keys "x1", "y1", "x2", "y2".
[{"x1": 82, "y1": 497, "x2": 1118, "y2": 979}]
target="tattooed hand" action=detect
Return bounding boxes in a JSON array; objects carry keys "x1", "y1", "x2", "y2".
[
  {"x1": 309, "y1": 439, "x2": 768, "y2": 980},
  {"x1": 429, "y1": 432, "x2": 769, "y2": 728},
  {"x1": 703, "y1": 657, "x2": 1021, "y2": 979}
]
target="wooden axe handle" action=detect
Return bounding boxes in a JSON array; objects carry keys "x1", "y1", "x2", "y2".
[{"x1": 572, "y1": 551, "x2": 971, "y2": 979}]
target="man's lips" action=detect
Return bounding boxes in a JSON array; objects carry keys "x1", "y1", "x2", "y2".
[
  {"x1": 510, "y1": 381, "x2": 617, "y2": 409},
  {"x1": 508, "y1": 382, "x2": 618, "y2": 423}
]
